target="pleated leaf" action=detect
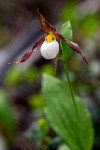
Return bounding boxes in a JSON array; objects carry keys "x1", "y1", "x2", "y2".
[{"x1": 42, "y1": 74, "x2": 94, "y2": 150}]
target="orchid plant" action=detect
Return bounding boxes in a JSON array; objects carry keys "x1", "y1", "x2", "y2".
[{"x1": 9, "y1": 10, "x2": 94, "y2": 150}]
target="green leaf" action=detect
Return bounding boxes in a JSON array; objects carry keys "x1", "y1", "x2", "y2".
[
  {"x1": 60, "y1": 21, "x2": 73, "y2": 60},
  {"x1": 0, "y1": 91, "x2": 16, "y2": 142},
  {"x1": 42, "y1": 74, "x2": 94, "y2": 150}
]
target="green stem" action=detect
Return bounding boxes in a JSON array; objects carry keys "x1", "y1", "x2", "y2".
[
  {"x1": 63, "y1": 60, "x2": 85, "y2": 150},
  {"x1": 63, "y1": 60, "x2": 80, "y2": 120}
]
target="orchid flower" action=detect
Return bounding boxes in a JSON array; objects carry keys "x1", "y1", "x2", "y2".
[{"x1": 9, "y1": 9, "x2": 88, "y2": 65}]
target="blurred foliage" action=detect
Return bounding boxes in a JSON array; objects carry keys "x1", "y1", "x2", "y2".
[
  {"x1": 78, "y1": 14, "x2": 98, "y2": 37},
  {"x1": 29, "y1": 94, "x2": 43, "y2": 110},
  {"x1": 38, "y1": 118, "x2": 49, "y2": 138},
  {"x1": 60, "y1": 3, "x2": 77, "y2": 25},
  {"x1": 0, "y1": 91, "x2": 16, "y2": 143},
  {"x1": 58, "y1": 144, "x2": 71, "y2": 150},
  {"x1": 5, "y1": 66, "x2": 38, "y2": 85},
  {"x1": 60, "y1": 1, "x2": 99, "y2": 38}
]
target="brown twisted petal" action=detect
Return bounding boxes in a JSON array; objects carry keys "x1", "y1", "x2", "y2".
[
  {"x1": 8, "y1": 36, "x2": 45, "y2": 64},
  {"x1": 37, "y1": 9, "x2": 56, "y2": 33},
  {"x1": 32, "y1": 35, "x2": 45, "y2": 51},
  {"x1": 8, "y1": 52, "x2": 33, "y2": 64},
  {"x1": 55, "y1": 33, "x2": 88, "y2": 64}
]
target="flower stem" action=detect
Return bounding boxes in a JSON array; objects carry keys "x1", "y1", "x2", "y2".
[
  {"x1": 63, "y1": 60, "x2": 80, "y2": 120},
  {"x1": 63, "y1": 60, "x2": 85, "y2": 150}
]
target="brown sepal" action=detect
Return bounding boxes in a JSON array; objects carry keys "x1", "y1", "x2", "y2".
[{"x1": 37, "y1": 9, "x2": 56, "y2": 33}]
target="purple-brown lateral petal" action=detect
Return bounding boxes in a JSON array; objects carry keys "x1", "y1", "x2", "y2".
[
  {"x1": 32, "y1": 35, "x2": 45, "y2": 51},
  {"x1": 55, "y1": 33, "x2": 88, "y2": 64},
  {"x1": 69, "y1": 41, "x2": 88, "y2": 64},
  {"x1": 8, "y1": 36, "x2": 45, "y2": 64},
  {"x1": 8, "y1": 51, "x2": 33, "y2": 64}
]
